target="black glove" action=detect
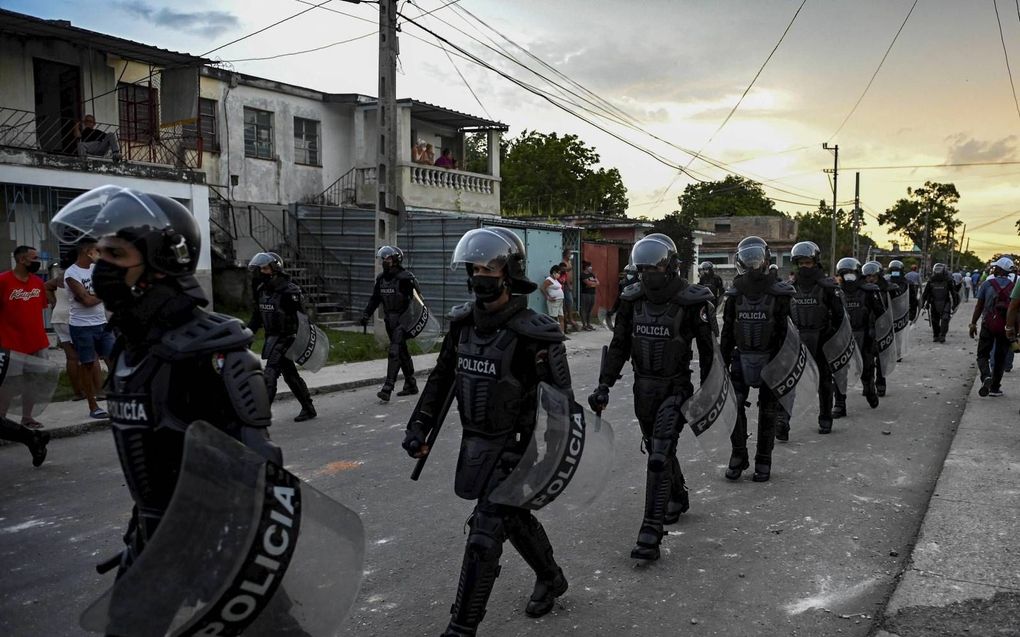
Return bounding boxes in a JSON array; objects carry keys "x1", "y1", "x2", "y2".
[
  {"x1": 402, "y1": 420, "x2": 429, "y2": 457},
  {"x1": 359, "y1": 314, "x2": 369, "y2": 327},
  {"x1": 588, "y1": 383, "x2": 610, "y2": 413}
]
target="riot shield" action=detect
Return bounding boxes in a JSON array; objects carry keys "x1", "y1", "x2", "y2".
[
  {"x1": 890, "y1": 289, "x2": 912, "y2": 359},
  {"x1": 761, "y1": 320, "x2": 820, "y2": 423},
  {"x1": 0, "y1": 349, "x2": 62, "y2": 420},
  {"x1": 488, "y1": 382, "x2": 614, "y2": 513},
  {"x1": 679, "y1": 340, "x2": 738, "y2": 465},
  {"x1": 874, "y1": 308, "x2": 897, "y2": 377},
  {"x1": 80, "y1": 421, "x2": 365, "y2": 637},
  {"x1": 401, "y1": 290, "x2": 442, "y2": 355},
  {"x1": 822, "y1": 313, "x2": 864, "y2": 395},
  {"x1": 284, "y1": 312, "x2": 330, "y2": 373}
]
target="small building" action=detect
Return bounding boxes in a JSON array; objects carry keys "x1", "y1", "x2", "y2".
[{"x1": 696, "y1": 215, "x2": 798, "y2": 285}]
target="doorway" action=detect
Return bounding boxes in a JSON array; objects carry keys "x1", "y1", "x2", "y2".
[{"x1": 33, "y1": 58, "x2": 81, "y2": 154}]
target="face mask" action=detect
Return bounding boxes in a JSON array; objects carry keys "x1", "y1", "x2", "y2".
[
  {"x1": 797, "y1": 266, "x2": 815, "y2": 279},
  {"x1": 471, "y1": 275, "x2": 505, "y2": 303},
  {"x1": 93, "y1": 259, "x2": 138, "y2": 309},
  {"x1": 641, "y1": 271, "x2": 670, "y2": 290},
  {"x1": 26, "y1": 261, "x2": 41, "y2": 274},
  {"x1": 890, "y1": 271, "x2": 900, "y2": 277},
  {"x1": 843, "y1": 273, "x2": 857, "y2": 282}
]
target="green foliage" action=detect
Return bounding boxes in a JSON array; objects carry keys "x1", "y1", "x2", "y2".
[
  {"x1": 500, "y1": 130, "x2": 628, "y2": 217},
  {"x1": 793, "y1": 200, "x2": 875, "y2": 261},
  {"x1": 650, "y1": 207, "x2": 697, "y2": 273},
  {"x1": 955, "y1": 250, "x2": 985, "y2": 272},
  {"x1": 877, "y1": 181, "x2": 962, "y2": 250},
  {"x1": 678, "y1": 175, "x2": 785, "y2": 218},
  {"x1": 463, "y1": 133, "x2": 488, "y2": 174}
]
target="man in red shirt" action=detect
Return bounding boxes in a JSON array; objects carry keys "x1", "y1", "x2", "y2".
[{"x1": 0, "y1": 245, "x2": 51, "y2": 466}]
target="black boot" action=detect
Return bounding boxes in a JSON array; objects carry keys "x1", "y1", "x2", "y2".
[
  {"x1": 397, "y1": 379, "x2": 419, "y2": 396},
  {"x1": 752, "y1": 455, "x2": 771, "y2": 482},
  {"x1": 864, "y1": 386, "x2": 880, "y2": 408},
  {"x1": 29, "y1": 430, "x2": 50, "y2": 467},
  {"x1": 664, "y1": 462, "x2": 689, "y2": 525},
  {"x1": 876, "y1": 383, "x2": 886, "y2": 397},
  {"x1": 776, "y1": 415, "x2": 790, "y2": 442},
  {"x1": 725, "y1": 447, "x2": 749, "y2": 481},
  {"x1": 377, "y1": 384, "x2": 393, "y2": 402},
  {"x1": 445, "y1": 515, "x2": 504, "y2": 636},
  {"x1": 832, "y1": 396, "x2": 847, "y2": 419},
  {"x1": 294, "y1": 404, "x2": 317, "y2": 422},
  {"x1": 504, "y1": 513, "x2": 567, "y2": 618},
  {"x1": 631, "y1": 464, "x2": 671, "y2": 562},
  {"x1": 818, "y1": 416, "x2": 833, "y2": 434},
  {"x1": 525, "y1": 568, "x2": 567, "y2": 618}
]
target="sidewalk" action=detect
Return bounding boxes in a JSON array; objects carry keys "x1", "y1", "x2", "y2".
[
  {"x1": 876, "y1": 354, "x2": 1020, "y2": 634},
  {"x1": 9, "y1": 325, "x2": 612, "y2": 441}
]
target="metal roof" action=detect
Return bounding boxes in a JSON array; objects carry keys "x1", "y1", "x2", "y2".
[
  {"x1": 0, "y1": 9, "x2": 212, "y2": 67},
  {"x1": 362, "y1": 98, "x2": 508, "y2": 131}
]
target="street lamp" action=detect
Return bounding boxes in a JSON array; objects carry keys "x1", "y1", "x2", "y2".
[{"x1": 822, "y1": 143, "x2": 839, "y2": 274}]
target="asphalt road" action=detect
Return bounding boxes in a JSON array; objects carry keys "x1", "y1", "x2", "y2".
[{"x1": 0, "y1": 323, "x2": 977, "y2": 637}]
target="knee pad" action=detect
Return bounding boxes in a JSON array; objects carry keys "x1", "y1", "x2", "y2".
[{"x1": 466, "y1": 510, "x2": 505, "y2": 561}]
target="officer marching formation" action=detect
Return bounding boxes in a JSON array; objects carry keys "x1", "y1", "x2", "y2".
[{"x1": 25, "y1": 185, "x2": 957, "y2": 637}]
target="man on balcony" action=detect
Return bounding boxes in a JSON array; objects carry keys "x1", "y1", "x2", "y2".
[
  {"x1": 434, "y1": 147, "x2": 457, "y2": 170},
  {"x1": 73, "y1": 114, "x2": 122, "y2": 161}
]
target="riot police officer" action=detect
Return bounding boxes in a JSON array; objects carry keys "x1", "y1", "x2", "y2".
[
  {"x1": 921, "y1": 263, "x2": 960, "y2": 343},
  {"x1": 863, "y1": 261, "x2": 891, "y2": 396},
  {"x1": 403, "y1": 227, "x2": 574, "y2": 636},
  {"x1": 248, "y1": 252, "x2": 316, "y2": 422},
  {"x1": 783, "y1": 241, "x2": 844, "y2": 436},
  {"x1": 362, "y1": 246, "x2": 421, "y2": 401},
  {"x1": 698, "y1": 260, "x2": 725, "y2": 306},
  {"x1": 49, "y1": 185, "x2": 282, "y2": 576},
  {"x1": 720, "y1": 236, "x2": 794, "y2": 482},
  {"x1": 589, "y1": 234, "x2": 715, "y2": 562},
  {"x1": 834, "y1": 257, "x2": 885, "y2": 416},
  {"x1": 886, "y1": 259, "x2": 911, "y2": 361}
]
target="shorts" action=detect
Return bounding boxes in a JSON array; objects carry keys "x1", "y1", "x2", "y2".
[
  {"x1": 546, "y1": 299, "x2": 564, "y2": 318},
  {"x1": 69, "y1": 323, "x2": 115, "y2": 364},
  {"x1": 563, "y1": 290, "x2": 574, "y2": 311},
  {"x1": 52, "y1": 322, "x2": 71, "y2": 345}
]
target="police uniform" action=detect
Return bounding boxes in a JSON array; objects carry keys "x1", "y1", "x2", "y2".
[
  {"x1": 364, "y1": 266, "x2": 421, "y2": 396},
  {"x1": 837, "y1": 277, "x2": 885, "y2": 411},
  {"x1": 921, "y1": 270, "x2": 960, "y2": 342},
  {"x1": 787, "y1": 269, "x2": 844, "y2": 433},
  {"x1": 250, "y1": 272, "x2": 315, "y2": 415}
]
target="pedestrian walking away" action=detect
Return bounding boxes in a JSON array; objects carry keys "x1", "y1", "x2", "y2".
[
  {"x1": 970, "y1": 256, "x2": 1015, "y2": 398},
  {"x1": 403, "y1": 227, "x2": 574, "y2": 636},
  {"x1": 248, "y1": 252, "x2": 316, "y2": 421},
  {"x1": 720, "y1": 236, "x2": 794, "y2": 483},
  {"x1": 362, "y1": 246, "x2": 421, "y2": 402},
  {"x1": 921, "y1": 263, "x2": 960, "y2": 343},
  {"x1": 49, "y1": 185, "x2": 283, "y2": 579},
  {"x1": 590, "y1": 233, "x2": 716, "y2": 562},
  {"x1": 782, "y1": 241, "x2": 844, "y2": 437},
  {"x1": 834, "y1": 257, "x2": 885, "y2": 415}
]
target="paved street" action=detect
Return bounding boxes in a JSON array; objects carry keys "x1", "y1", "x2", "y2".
[{"x1": 1, "y1": 321, "x2": 977, "y2": 636}]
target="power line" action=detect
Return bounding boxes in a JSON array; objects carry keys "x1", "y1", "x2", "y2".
[
  {"x1": 220, "y1": 31, "x2": 376, "y2": 62},
  {"x1": 993, "y1": 0, "x2": 1020, "y2": 126},
  {"x1": 842, "y1": 159, "x2": 1020, "y2": 170},
  {"x1": 828, "y1": 0, "x2": 918, "y2": 141},
  {"x1": 203, "y1": 0, "x2": 340, "y2": 58},
  {"x1": 965, "y1": 208, "x2": 1020, "y2": 231},
  {"x1": 433, "y1": 36, "x2": 492, "y2": 119}
]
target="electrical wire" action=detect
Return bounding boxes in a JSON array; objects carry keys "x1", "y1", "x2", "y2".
[
  {"x1": 828, "y1": 0, "x2": 918, "y2": 141},
  {"x1": 202, "y1": 0, "x2": 340, "y2": 57},
  {"x1": 842, "y1": 159, "x2": 1020, "y2": 170},
  {"x1": 220, "y1": 31, "x2": 376, "y2": 63},
  {"x1": 993, "y1": 0, "x2": 1020, "y2": 126},
  {"x1": 434, "y1": 36, "x2": 492, "y2": 119},
  {"x1": 965, "y1": 208, "x2": 1020, "y2": 231}
]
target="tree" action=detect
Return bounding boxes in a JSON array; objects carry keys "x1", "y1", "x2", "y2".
[
  {"x1": 463, "y1": 133, "x2": 488, "y2": 174},
  {"x1": 877, "y1": 181, "x2": 962, "y2": 253},
  {"x1": 649, "y1": 207, "x2": 697, "y2": 273},
  {"x1": 793, "y1": 200, "x2": 875, "y2": 262},
  {"x1": 500, "y1": 130, "x2": 628, "y2": 217},
  {"x1": 678, "y1": 175, "x2": 785, "y2": 218}
]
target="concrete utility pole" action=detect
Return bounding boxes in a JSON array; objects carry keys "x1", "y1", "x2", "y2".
[
  {"x1": 376, "y1": 0, "x2": 399, "y2": 249},
  {"x1": 923, "y1": 204, "x2": 931, "y2": 275},
  {"x1": 853, "y1": 171, "x2": 861, "y2": 261},
  {"x1": 823, "y1": 143, "x2": 839, "y2": 274}
]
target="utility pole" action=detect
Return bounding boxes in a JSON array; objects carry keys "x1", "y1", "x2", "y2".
[
  {"x1": 376, "y1": 0, "x2": 399, "y2": 250},
  {"x1": 923, "y1": 203, "x2": 931, "y2": 275},
  {"x1": 853, "y1": 171, "x2": 861, "y2": 261},
  {"x1": 823, "y1": 143, "x2": 839, "y2": 274}
]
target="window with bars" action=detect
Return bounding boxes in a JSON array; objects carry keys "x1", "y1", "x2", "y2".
[
  {"x1": 294, "y1": 117, "x2": 320, "y2": 166},
  {"x1": 118, "y1": 83, "x2": 158, "y2": 143},
  {"x1": 183, "y1": 98, "x2": 218, "y2": 151},
  {"x1": 244, "y1": 107, "x2": 274, "y2": 159}
]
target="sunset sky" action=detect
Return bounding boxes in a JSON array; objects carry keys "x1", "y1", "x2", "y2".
[{"x1": 8, "y1": 0, "x2": 1020, "y2": 258}]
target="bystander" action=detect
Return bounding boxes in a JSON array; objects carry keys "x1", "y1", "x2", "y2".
[
  {"x1": 64, "y1": 239, "x2": 113, "y2": 419},
  {"x1": 541, "y1": 265, "x2": 566, "y2": 333},
  {"x1": 579, "y1": 260, "x2": 598, "y2": 330}
]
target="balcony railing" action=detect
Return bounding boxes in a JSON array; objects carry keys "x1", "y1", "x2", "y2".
[
  {"x1": 354, "y1": 164, "x2": 499, "y2": 213},
  {"x1": 408, "y1": 165, "x2": 496, "y2": 193},
  {"x1": 0, "y1": 107, "x2": 202, "y2": 170}
]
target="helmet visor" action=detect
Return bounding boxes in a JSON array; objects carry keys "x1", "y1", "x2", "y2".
[
  {"x1": 450, "y1": 228, "x2": 517, "y2": 272},
  {"x1": 50, "y1": 186, "x2": 174, "y2": 245},
  {"x1": 248, "y1": 253, "x2": 279, "y2": 271},
  {"x1": 735, "y1": 245, "x2": 767, "y2": 275},
  {"x1": 861, "y1": 262, "x2": 882, "y2": 276},
  {"x1": 377, "y1": 246, "x2": 401, "y2": 260},
  {"x1": 630, "y1": 238, "x2": 674, "y2": 270}
]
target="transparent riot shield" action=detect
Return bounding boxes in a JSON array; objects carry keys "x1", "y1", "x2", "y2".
[
  {"x1": 890, "y1": 290, "x2": 912, "y2": 359},
  {"x1": 679, "y1": 340, "x2": 739, "y2": 465},
  {"x1": 822, "y1": 312, "x2": 864, "y2": 395},
  {"x1": 761, "y1": 320, "x2": 820, "y2": 424},
  {"x1": 284, "y1": 312, "x2": 330, "y2": 373},
  {"x1": 0, "y1": 349, "x2": 62, "y2": 420},
  {"x1": 80, "y1": 421, "x2": 365, "y2": 637},
  {"x1": 488, "y1": 382, "x2": 614, "y2": 513},
  {"x1": 401, "y1": 290, "x2": 442, "y2": 355},
  {"x1": 875, "y1": 308, "x2": 897, "y2": 377}
]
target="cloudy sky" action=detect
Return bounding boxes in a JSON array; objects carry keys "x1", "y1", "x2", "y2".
[{"x1": 8, "y1": 0, "x2": 1020, "y2": 258}]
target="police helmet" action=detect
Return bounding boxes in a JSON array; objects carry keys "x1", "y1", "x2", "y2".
[
  {"x1": 631, "y1": 233, "x2": 679, "y2": 272},
  {"x1": 790, "y1": 241, "x2": 821, "y2": 266},
  {"x1": 888, "y1": 259, "x2": 904, "y2": 272},
  {"x1": 698, "y1": 261, "x2": 714, "y2": 273},
  {"x1": 836, "y1": 257, "x2": 861, "y2": 277},
  {"x1": 932, "y1": 263, "x2": 947, "y2": 275},
  {"x1": 450, "y1": 227, "x2": 536, "y2": 294},
  {"x1": 377, "y1": 245, "x2": 404, "y2": 265},
  {"x1": 50, "y1": 185, "x2": 199, "y2": 277},
  {"x1": 861, "y1": 261, "x2": 883, "y2": 277},
  {"x1": 734, "y1": 236, "x2": 770, "y2": 275},
  {"x1": 248, "y1": 252, "x2": 285, "y2": 273}
]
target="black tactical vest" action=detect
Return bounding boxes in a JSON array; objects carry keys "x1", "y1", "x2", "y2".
[
  {"x1": 379, "y1": 273, "x2": 409, "y2": 314},
  {"x1": 257, "y1": 282, "x2": 296, "y2": 336},
  {"x1": 630, "y1": 298, "x2": 690, "y2": 378},
  {"x1": 790, "y1": 282, "x2": 828, "y2": 332},
  {"x1": 455, "y1": 325, "x2": 528, "y2": 436},
  {"x1": 843, "y1": 286, "x2": 870, "y2": 333},
  {"x1": 735, "y1": 293, "x2": 776, "y2": 353},
  {"x1": 929, "y1": 280, "x2": 949, "y2": 310}
]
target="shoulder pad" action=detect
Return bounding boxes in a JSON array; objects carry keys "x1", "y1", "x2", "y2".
[
  {"x1": 724, "y1": 286, "x2": 739, "y2": 297},
  {"x1": 817, "y1": 277, "x2": 840, "y2": 289},
  {"x1": 284, "y1": 281, "x2": 302, "y2": 295},
  {"x1": 507, "y1": 309, "x2": 566, "y2": 342},
  {"x1": 678, "y1": 283, "x2": 715, "y2": 305},
  {"x1": 396, "y1": 270, "x2": 416, "y2": 281},
  {"x1": 620, "y1": 281, "x2": 644, "y2": 301},
  {"x1": 769, "y1": 281, "x2": 796, "y2": 296},
  {"x1": 155, "y1": 310, "x2": 254, "y2": 361},
  {"x1": 861, "y1": 282, "x2": 880, "y2": 292},
  {"x1": 447, "y1": 302, "x2": 474, "y2": 323}
]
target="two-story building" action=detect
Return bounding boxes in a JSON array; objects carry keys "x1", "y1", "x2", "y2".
[{"x1": 697, "y1": 215, "x2": 799, "y2": 286}]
